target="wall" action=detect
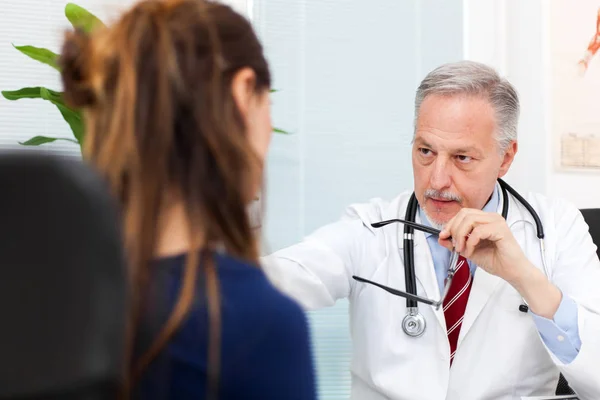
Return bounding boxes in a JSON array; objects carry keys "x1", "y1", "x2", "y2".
[
  {"x1": 541, "y1": 0, "x2": 600, "y2": 209},
  {"x1": 464, "y1": 0, "x2": 600, "y2": 209},
  {"x1": 463, "y1": 0, "x2": 547, "y2": 197}
]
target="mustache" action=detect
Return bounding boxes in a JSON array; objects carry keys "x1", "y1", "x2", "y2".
[{"x1": 424, "y1": 189, "x2": 462, "y2": 203}]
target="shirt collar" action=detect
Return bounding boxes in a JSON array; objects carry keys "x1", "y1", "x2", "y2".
[{"x1": 417, "y1": 184, "x2": 500, "y2": 238}]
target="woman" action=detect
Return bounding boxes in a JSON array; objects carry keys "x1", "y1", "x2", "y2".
[{"x1": 58, "y1": 0, "x2": 316, "y2": 398}]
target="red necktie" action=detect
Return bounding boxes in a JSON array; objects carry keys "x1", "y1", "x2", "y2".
[{"x1": 443, "y1": 255, "x2": 472, "y2": 365}]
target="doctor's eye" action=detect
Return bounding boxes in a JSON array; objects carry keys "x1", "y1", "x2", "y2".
[
  {"x1": 418, "y1": 148, "x2": 433, "y2": 156},
  {"x1": 456, "y1": 155, "x2": 472, "y2": 163}
]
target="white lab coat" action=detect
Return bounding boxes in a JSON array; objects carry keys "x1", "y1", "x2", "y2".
[{"x1": 261, "y1": 186, "x2": 600, "y2": 400}]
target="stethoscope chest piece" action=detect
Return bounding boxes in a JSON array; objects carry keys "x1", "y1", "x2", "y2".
[{"x1": 402, "y1": 307, "x2": 426, "y2": 337}]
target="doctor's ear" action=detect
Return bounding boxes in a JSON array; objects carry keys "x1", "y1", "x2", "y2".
[{"x1": 498, "y1": 141, "x2": 518, "y2": 178}]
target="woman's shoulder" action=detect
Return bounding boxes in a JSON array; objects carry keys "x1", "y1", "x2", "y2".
[
  {"x1": 214, "y1": 254, "x2": 316, "y2": 399},
  {"x1": 214, "y1": 251, "x2": 308, "y2": 325},
  {"x1": 146, "y1": 251, "x2": 316, "y2": 399},
  {"x1": 152, "y1": 250, "x2": 309, "y2": 339}
]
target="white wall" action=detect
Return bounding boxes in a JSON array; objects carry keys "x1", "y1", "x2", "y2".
[
  {"x1": 541, "y1": 0, "x2": 600, "y2": 209},
  {"x1": 464, "y1": 0, "x2": 600, "y2": 209}
]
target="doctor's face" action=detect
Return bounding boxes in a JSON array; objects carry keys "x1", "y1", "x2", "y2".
[{"x1": 412, "y1": 94, "x2": 517, "y2": 228}]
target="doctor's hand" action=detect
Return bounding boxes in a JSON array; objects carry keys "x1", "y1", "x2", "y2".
[
  {"x1": 438, "y1": 208, "x2": 562, "y2": 319},
  {"x1": 437, "y1": 208, "x2": 528, "y2": 283}
]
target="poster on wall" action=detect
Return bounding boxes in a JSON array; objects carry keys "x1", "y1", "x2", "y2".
[{"x1": 549, "y1": 0, "x2": 600, "y2": 170}]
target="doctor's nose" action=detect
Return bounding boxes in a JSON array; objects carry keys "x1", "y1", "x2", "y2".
[{"x1": 429, "y1": 158, "x2": 452, "y2": 190}]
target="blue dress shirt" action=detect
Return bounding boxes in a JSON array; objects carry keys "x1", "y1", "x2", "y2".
[{"x1": 417, "y1": 185, "x2": 581, "y2": 364}]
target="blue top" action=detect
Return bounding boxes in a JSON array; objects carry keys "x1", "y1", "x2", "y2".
[
  {"x1": 134, "y1": 250, "x2": 317, "y2": 399},
  {"x1": 418, "y1": 185, "x2": 582, "y2": 364}
]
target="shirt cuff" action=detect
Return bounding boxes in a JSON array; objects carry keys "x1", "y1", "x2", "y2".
[{"x1": 531, "y1": 294, "x2": 581, "y2": 364}]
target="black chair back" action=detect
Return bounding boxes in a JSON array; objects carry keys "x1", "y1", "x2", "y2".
[
  {"x1": 0, "y1": 152, "x2": 127, "y2": 399},
  {"x1": 580, "y1": 208, "x2": 600, "y2": 259}
]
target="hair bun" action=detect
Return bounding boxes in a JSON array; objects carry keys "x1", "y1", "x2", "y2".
[{"x1": 59, "y1": 29, "x2": 96, "y2": 108}]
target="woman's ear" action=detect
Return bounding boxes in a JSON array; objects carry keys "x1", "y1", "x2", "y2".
[{"x1": 231, "y1": 67, "x2": 257, "y2": 121}]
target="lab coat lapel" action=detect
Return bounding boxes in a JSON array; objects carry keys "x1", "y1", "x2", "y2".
[
  {"x1": 413, "y1": 213, "x2": 447, "y2": 331},
  {"x1": 458, "y1": 189, "x2": 529, "y2": 346},
  {"x1": 457, "y1": 268, "x2": 503, "y2": 346}
]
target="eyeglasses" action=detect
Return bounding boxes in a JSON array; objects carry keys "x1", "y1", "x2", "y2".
[{"x1": 351, "y1": 218, "x2": 460, "y2": 310}]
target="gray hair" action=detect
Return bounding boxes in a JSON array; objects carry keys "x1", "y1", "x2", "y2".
[{"x1": 414, "y1": 60, "x2": 519, "y2": 152}]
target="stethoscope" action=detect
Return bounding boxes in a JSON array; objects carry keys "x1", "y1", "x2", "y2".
[{"x1": 353, "y1": 178, "x2": 548, "y2": 337}]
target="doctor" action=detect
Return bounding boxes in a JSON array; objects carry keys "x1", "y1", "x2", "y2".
[{"x1": 262, "y1": 60, "x2": 600, "y2": 400}]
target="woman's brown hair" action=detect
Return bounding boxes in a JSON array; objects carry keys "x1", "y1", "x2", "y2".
[{"x1": 58, "y1": 0, "x2": 271, "y2": 396}]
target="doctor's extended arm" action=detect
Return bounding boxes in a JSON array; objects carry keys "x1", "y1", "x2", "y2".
[{"x1": 261, "y1": 206, "x2": 383, "y2": 310}]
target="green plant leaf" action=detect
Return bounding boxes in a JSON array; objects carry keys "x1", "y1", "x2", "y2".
[
  {"x1": 39, "y1": 87, "x2": 63, "y2": 104},
  {"x1": 2, "y1": 87, "x2": 41, "y2": 100},
  {"x1": 57, "y1": 107, "x2": 84, "y2": 144},
  {"x1": 12, "y1": 45, "x2": 59, "y2": 70},
  {"x1": 2, "y1": 87, "x2": 83, "y2": 145},
  {"x1": 273, "y1": 127, "x2": 290, "y2": 134},
  {"x1": 1, "y1": 87, "x2": 63, "y2": 101},
  {"x1": 19, "y1": 136, "x2": 78, "y2": 146},
  {"x1": 40, "y1": 87, "x2": 84, "y2": 144},
  {"x1": 65, "y1": 3, "x2": 105, "y2": 33}
]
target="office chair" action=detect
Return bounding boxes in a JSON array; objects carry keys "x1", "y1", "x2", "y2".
[
  {"x1": 552, "y1": 208, "x2": 600, "y2": 397},
  {"x1": 556, "y1": 374, "x2": 575, "y2": 396},
  {"x1": 0, "y1": 152, "x2": 128, "y2": 399},
  {"x1": 580, "y1": 208, "x2": 600, "y2": 259}
]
